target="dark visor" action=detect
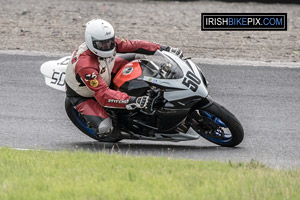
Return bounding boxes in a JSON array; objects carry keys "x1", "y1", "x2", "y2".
[{"x1": 92, "y1": 36, "x2": 115, "y2": 51}]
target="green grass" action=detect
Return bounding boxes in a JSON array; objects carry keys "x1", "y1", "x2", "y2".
[{"x1": 0, "y1": 148, "x2": 299, "y2": 200}]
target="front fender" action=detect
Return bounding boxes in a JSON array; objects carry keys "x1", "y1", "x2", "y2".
[{"x1": 194, "y1": 95, "x2": 214, "y2": 109}]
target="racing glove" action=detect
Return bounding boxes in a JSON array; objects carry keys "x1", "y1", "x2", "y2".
[
  {"x1": 126, "y1": 96, "x2": 150, "y2": 110},
  {"x1": 160, "y1": 45, "x2": 183, "y2": 58}
]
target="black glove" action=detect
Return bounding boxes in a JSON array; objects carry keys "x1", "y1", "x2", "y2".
[
  {"x1": 160, "y1": 45, "x2": 183, "y2": 58},
  {"x1": 126, "y1": 96, "x2": 150, "y2": 110}
]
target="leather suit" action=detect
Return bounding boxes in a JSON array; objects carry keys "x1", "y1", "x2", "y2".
[{"x1": 65, "y1": 37, "x2": 161, "y2": 134}]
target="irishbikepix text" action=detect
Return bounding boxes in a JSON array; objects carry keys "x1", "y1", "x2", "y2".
[{"x1": 201, "y1": 13, "x2": 287, "y2": 31}]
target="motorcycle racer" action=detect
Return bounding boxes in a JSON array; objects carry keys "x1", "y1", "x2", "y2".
[{"x1": 65, "y1": 19, "x2": 183, "y2": 138}]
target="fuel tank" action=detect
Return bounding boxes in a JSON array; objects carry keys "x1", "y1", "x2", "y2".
[{"x1": 113, "y1": 61, "x2": 149, "y2": 96}]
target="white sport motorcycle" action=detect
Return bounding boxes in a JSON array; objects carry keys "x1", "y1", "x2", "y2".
[{"x1": 41, "y1": 51, "x2": 244, "y2": 147}]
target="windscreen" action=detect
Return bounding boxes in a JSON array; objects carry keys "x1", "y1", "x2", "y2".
[{"x1": 142, "y1": 51, "x2": 183, "y2": 79}]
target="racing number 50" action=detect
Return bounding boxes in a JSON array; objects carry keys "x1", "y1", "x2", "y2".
[
  {"x1": 182, "y1": 71, "x2": 201, "y2": 92},
  {"x1": 51, "y1": 71, "x2": 65, "y2": 86}
]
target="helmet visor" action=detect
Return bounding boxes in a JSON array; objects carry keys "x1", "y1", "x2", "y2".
[{"x1": 92, "y1": 36, "x2": 115, "y2": 51}]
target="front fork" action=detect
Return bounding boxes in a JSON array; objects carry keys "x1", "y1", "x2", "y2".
[
  {"x1": 201, "y1": 111, "x2": 227, "y2": 128},
  {"x1": 188, "y1": 96, "x2": 227, "y2": 131}
]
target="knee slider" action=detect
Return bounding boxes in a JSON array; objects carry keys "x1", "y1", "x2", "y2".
[{"x1": 98, "y1": 117, "x2": 113, "y2": 135}]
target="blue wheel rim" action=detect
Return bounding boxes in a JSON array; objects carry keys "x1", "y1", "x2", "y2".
[{"x1": 200, "y1": 111, "x2": 232, "y2": 144}]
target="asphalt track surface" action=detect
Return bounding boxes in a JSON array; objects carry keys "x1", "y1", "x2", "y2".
[{"x1": 1, "y1": 54, "x2": 300, "y2": 169}]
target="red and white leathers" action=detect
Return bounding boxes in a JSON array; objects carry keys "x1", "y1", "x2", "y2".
[{"x1": 65, "y1": 37, "x2": 161, "y2": 134}]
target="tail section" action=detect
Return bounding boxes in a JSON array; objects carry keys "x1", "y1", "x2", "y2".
[{"x1": 40, "y1": 56, "x2": 70, "y2": 92}]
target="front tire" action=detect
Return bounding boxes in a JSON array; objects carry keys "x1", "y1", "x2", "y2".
[
  {"x1": 191, "y1": 101, "x2": 244, "y2": 147},
  {"x1": 65, "y1": 97, "x2": 121, "y2": 143}
]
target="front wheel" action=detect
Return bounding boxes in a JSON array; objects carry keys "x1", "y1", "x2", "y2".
[
  {"x1": 190, "y1": 101, "x2": 244, "y2": 147},
  {"x1": 65, "y1": 97, "x2": 121, "y2": 143}
]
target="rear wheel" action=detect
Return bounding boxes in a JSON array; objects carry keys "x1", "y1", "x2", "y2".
[
  {"x1": 65, "y1": 97, "x2": 121, "y2": 143},
  {"x1": 190, "y1": 101, "x2": 244, "y2": 147}
]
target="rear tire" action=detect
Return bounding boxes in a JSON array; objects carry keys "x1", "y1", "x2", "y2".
[
  {"x1": 65, "y1": 97, "x2": 121, "y2": 143},
  {"x1": 193, "y1": 101, "x2": 244, "y2": 147}
]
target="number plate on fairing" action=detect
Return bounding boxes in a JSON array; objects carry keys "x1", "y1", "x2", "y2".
[{"x1": 40, "y1": 56, "x2": 70, "y2": 92}]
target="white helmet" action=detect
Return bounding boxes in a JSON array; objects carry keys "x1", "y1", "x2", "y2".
[{"x1": 85, "y1": 19, "x2": 115, "y2": 58}]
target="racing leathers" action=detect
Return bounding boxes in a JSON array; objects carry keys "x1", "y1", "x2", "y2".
[{"x1": 65, "y1": 37, "x2": 162, "y2": 137}]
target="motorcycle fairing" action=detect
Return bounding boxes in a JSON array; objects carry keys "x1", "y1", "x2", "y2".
[
  {"x1": 118, "y1": 80, "x2": 149, "y2": 96},
  {"x1": 128, "y1": 126, "x2": 200, "y2": 141},
  {"x1": 141, "y1": 51, "x2": 209, "y2": 101}
]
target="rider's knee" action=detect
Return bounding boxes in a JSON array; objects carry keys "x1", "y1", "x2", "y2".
[{"x1": 98, "y1": 117, "x2": 113, "y2": 135}]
